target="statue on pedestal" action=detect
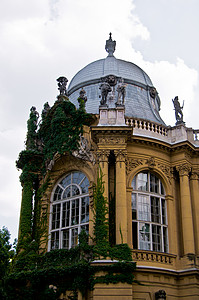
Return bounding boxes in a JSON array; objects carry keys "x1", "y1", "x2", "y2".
[{"x1": 172, "y1": 96, "x2": 184, "y2": 125}]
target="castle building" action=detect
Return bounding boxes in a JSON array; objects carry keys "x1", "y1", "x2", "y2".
[{"x1": 18, "y1": 34, "x2": 199, "y2": 299}]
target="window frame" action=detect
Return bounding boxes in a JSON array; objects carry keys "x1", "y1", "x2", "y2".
[
  {"x1": 131, "y1": 171, "x2": 168, "y2": 253},
  {"x1": 49, "y1": 171, "x2": 90, "y2": 251}
]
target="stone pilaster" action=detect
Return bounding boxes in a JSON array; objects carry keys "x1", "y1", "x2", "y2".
[
  {"x1": 190, "y1": 169, "x2": 199, "y2": 255},
  {"x1": 96, "y1": 150, "x2": 110, "y2": 200},
  {"x1": 176, "y1": 164, "x2": 195, "y2": 255},
  {"x1": 115, "y1": 149, "x2": 128, "y2": 244}
]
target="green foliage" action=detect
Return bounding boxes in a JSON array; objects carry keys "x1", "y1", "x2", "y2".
[
  {"x1": 4, "y1": 233, "x2": 136, "y2": 299},
  {"x1": 92, "y1": 168, "x2": 109, "y2": 256},
  {"x1": 0, "y1": 227, "x2": 16, "y2": 299}
]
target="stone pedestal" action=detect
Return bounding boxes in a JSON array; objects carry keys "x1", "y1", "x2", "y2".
[{"x1": 99, "y1": 105, "x2": 126, "y2": 126}]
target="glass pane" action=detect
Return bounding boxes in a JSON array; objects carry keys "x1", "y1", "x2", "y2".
[
  {"x1": 163, "y1": 227, "x2": 168, "y2": 252},
  {"x1": 60, "y1": 174, "x2": 71, "y2": 188},
  {"x1": 150, "y1": 174, "x2": 159, "y2": 194},
  {"x1": 53, "y1": 186, "x2": 63, "y2": 201},
  {"x1": 138, "y1": 194, "x2": 150, "y2": 221},
  {"x1": 137, "y1": 172, "x2": 148, "y2": 191},
  {"x1": 131, "y1": 176, "x2": 136, "y2": 189},
  {"x1": 139, "y1": 223, "x2": 150, "y2": 250},
  {"x1": 72, "y1": 172, "x2": 85, "y2": 184},
  {"x1": 81, "y1": 196, "x2": 89, "y2": 223},
  {"x1": 63, "y1": 186, "x2": 71, "y2": 199},
  {"x1": 151, "y1": 197, "x2": 160, "y2": 223},
  {"x1": 52, "y1": 204, "x2": 60, "y2": 229},
  {"x1": 132, "y1": 193, "x2": 137, "y2": 220},
  {"x1": 62, "y1": 230, "x2": 69, "y2": 249},
  {"x1": 152, "y1": 225, "x2": 161, "y2": 251},
  {"x1": 71, "y1": 199, "x2": 79, "y2": 225},
  {"x1": 51, "y1": 231, "x2": 59, "y2": 250},
  {"x1": 162, "y1": 199, "x2": 167, "y2": 225},
  {"x1": 160, "y1": 182, "x2": 165, "y2": 195},
  {"x1": 80, "y1": 177, "x2": 89, "y2": 194},
  {"x1": 72, "y1": 185, "x2": 80, "y2": 196},
  {"x1": 132, "y1": 222, "x2": 138, "y2": 249},
  {"x1": 62, "y1": 201, "x2": 70, "y2": 227},
  {"x1": 81, "y1": 224, "x2": 89, "y2": 235},
  {"x1": 71, "y1": 228, "x2": 78, "y2": 248}
]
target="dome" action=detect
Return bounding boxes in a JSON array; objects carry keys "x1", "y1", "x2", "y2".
[{"x1": 68, "y1": 35, "x2": 165, "y2": 125}]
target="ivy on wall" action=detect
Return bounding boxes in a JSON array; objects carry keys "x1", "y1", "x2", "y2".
[{"x1": 16, "y1": 96, "x2": 93, "y2": 251}]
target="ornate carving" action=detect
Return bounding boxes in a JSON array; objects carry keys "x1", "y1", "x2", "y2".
[
  {"x1": 126, "y1": 158, "x2": 143, "y2": 174},
  {"x1": 146, "y1": 157, "x2": 156, "y2": 169},
  {"x1": 57, "y1": 76, "x2": 68, "y2": 96},
  {"x1": 114, "y1": 149, "x2": 127, "y2": 163},
  {"x1": 149, "y1": 87, "x2": 157, "y2": 99},
  {"x1": 96, "y1": 150, "x2": 110, "y2": 166},
  {"x1": 157, "y1": 163, "x2": 172, "y2": 184},
  {"x1": 72, "y1": 136, "x2": 95, "y2": 164},
  {"x1": 176, "y1": 164, "x2": 191, "y2": 176},
  {"x1": 106, "y1": 75, "x2": 117, "y2": 86},
  {"x1": 190, "y1": 169, "x2": 199, "y2": 180},
  {"x1": 99, "y1": 137, "x2": 125, "y2": 145},
  {"x1": 105, "y1": 32, "x2": 116, "y2": 57},
  {"x1": 155, "y1": 290, "x2": 166, "y2": 300}
]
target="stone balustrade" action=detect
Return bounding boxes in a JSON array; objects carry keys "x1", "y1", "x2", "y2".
[
  {"x1": 132, "y1": 250, "x2": 176, "y2": 266},
  {"x1": 126, "y1": 118, "x2": 168, "y2": 136}
]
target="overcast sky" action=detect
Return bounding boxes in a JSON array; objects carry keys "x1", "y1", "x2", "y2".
[{"x1": 0, "y1": 0, "x2": 199, "y2": 242}]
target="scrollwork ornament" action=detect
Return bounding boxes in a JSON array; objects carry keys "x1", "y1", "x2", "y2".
[{"x1": 126, "y1": 158, "x2": 143, "y2": 175}]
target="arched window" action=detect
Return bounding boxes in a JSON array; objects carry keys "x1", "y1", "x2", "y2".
[
  {"x1": 131, "y1": 171, "x2": 168, "y2": 252},
  {"x1": 50, "y1": 171, "x2": 89, "y2": 250}
]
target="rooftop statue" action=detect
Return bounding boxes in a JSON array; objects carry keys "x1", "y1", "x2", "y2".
[
  {"x1": 105, "y1": 33, "x2": 116, "y2": 57},
  {"x1": 99, "y1": 81, "x2": 112, "y2": 105},
  {"x1": 78, "y1": 88, "x2": 87, "y2": 110},
  {"x1": 116, "y1": 78, "x2": 126, "y2": 105},
  {"x1": 57, "y1": 76, "x2": 68, "y2": 96},
  {"x1": 172, "y1": 96, "x2": 184, "y2": 125}
]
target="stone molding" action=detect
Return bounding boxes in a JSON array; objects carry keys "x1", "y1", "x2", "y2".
[{"x1": 114, "y1": 149, "x2": 127, "y2": 163}]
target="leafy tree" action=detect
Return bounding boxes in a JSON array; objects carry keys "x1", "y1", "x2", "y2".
[{"x1": 0, "y1": 227, "x2": 16, "y2": 298}]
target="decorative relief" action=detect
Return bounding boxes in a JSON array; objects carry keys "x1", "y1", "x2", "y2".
[
  {"x1": 157, "y1": 163, "x2": 172, "y2": 184},
  {"x1": 99, "y1": 137, "x2": 126, "y2": 145},
  {"x1": 126, "y1": 158, "x2": 143, "y2": 174},
  {"x1": 146, "y1": 156, "x2": 156, "y2": 169},
  {"x1": 176, "y1": 164, "x2": 191, "y2": 176},
  {"x1": 72, "y1": 136, "x2": 96, "y2": 165}
]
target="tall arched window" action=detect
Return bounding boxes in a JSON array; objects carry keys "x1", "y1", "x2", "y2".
[
  {"x1": 131, "y1": 171, "x2": 168, "y2": 252},
  {"x1": 50, "y1": 171, "x2": 89, "y2": 250}
]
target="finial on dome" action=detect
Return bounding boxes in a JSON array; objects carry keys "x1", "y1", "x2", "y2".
[{"x1": 105, "y1": 33, "x2": 116, "y2": 57}]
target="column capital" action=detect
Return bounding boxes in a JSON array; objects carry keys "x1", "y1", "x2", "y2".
[
  {"x1": 114, "y1": 149, "x2": 127, "y2": 162},
  {"x1": 190, "y1": 168, "x2": 199, "y2": 180},
  {"x1": 176, "y1": 163, "x2": 191, "y2": 177},
  {"x1": 96, "y1": 150, "x2": 110, "y2": 163}
]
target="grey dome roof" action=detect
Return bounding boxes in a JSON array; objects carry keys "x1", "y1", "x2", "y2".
[
  {"x1": 68, "y1": 56, "x2": 152, "y2": 92},
  {"x1": 68, "y1": 44, "x2": 165, "y2": 125}
]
